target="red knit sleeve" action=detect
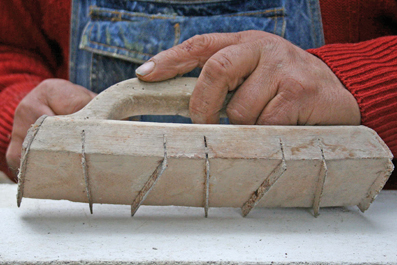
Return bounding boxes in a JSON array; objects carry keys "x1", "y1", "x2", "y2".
[
  {"x1": 308, "y1": 37, "x2": 397, "y2": 188},
  {"x1": 0, "y1": 1, "x2": 58, "y2": 180},
  {"x1": 308, "y1": 36, "x2": 397, "y2": 157}
]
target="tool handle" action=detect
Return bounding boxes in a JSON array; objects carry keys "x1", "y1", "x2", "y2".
[{"x1": 72, "y1": 77, "x2": 224, "y2": 120}]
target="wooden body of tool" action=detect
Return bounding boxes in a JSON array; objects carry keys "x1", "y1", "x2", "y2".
[{"x1": 17, "y1": 78, "x2": 394, "y2": 216}]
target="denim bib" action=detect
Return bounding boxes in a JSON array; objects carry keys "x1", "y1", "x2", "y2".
[{"x1": 69, "y1": 0, "x2": 324, "y2": 123}]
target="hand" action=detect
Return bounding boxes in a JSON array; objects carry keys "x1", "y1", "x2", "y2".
[
  {"x1": 6, "y1": 79, "x2": 96, "y2": 177},
  {"x1": 136, "y1": 30, "x2": 361, "y2": 125}
]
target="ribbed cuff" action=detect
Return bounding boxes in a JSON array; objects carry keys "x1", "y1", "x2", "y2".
[
  {"x1": 308, "y1": 36, "x2": 397, "y2": 158},
  {"x1": 0, "y1": 81, "x2": 40, "y2": 181}
]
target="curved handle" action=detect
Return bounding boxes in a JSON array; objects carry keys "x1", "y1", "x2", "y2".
[{"x1": 72, "y1": 77, "x2": 228, "y2": 120}]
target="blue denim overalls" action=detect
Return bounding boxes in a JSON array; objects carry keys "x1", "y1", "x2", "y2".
[{"x1": 69, "y1": 0, "x2": 324, "y2": 123}]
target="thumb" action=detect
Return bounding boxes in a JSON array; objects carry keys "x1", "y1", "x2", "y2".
[{"x1": 43, "y1": 79, "x2": 96, "y2": 115}]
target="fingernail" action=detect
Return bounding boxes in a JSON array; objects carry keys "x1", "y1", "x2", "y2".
[{"x1": 136, "y1": 61, "x2": 155, "y2": 76}]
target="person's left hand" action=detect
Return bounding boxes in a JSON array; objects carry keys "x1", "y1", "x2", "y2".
[
  {"x1": 135, "y1": 30, "x2": 361, "y2": 126},
  {"x1": 6, "y1": 79, "x2": 96, "y2": 178}
]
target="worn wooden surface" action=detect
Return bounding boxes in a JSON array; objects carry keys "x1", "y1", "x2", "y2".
[{"x1": 17, "y1": 78, "x2": 394, "y2": 216}]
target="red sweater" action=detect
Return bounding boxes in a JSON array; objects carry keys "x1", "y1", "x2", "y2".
[{"x1": 1, "y1": 1, "x2": 397, "y2": 186}]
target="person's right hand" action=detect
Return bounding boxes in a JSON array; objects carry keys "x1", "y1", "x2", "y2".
[
  {"x1": 6, "y1": 79, "x2": 96, "y2": 179},
  {"x1": 136, "y1": 31, "x2": 360, "y2": 126}
]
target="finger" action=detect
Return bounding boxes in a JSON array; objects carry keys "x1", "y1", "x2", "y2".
[
  {"x1": 41, "y1": 79, "x2": 96, "y2": 115},
  {"x1": 6, "y1": 136, "x2": 28, "y2": 177},
  {"x1": 6, "y1": 104, "x2": 54, "y2": 176},
  {"x1": 225, "y1": 68, "x2": 279, "y2": 125},
  {"x1": 189, "y1": 42, "x2": 261, "y2": 124},
  {"x1": 136, "y1": 32, "x2": 253, "y2": 81},
  {"x1": 5, "y1": 142, "x2": 21, "y2": 179}
]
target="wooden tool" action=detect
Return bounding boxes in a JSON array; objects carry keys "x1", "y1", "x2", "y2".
[{"x1": 17, "y1": 78, "x2": 394, "y2": 217}]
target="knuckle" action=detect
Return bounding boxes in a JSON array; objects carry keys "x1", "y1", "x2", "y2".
[
  {"x1": 256, "y1": 36, "x2": 294, "y2": 70},
  {"x1": 37, "y1": 78, "x2": 57, "y2": 91},
  {"x1": 37, "y1": 79, "x2": 50, "y2": 89},
  {"x1": 257, "y1": 34, "x2": 286, "y2": 51},
  {"x1": 15, "y1": 99, "x2": 28, "y2": 113},
  {"x1": 279, "y1": 77, "x2": 317, "y2": 100},
  {"x1": 165, "y1": 46, "x2": 186, "y2": 60},
  {"x1": 180, "y1": 34, "x2": 213, "y2": 54},
  {"x1": 38, "y1": 78, "x2": 52, "y2": 86},
  {"x1": 233, "y1": 31, "x2": 244, "y2": 43},
  {"x1": 213, "y1": 53, "x2": 233, "y2": 71},
  {"x1": 14, "y1": 97, "x2": 33, "y2": 118},
  {"x1": 206, "y1": 53, "x2": 233, "y2": 77},
  {"x1": 167, "y1": 34, "x2": 215, "y2": 67},
  {"x1": 36, "y1": 79, "x2": 64, "y2": 102}
]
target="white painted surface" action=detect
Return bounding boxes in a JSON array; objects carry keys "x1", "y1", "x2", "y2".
[
  {"x1": 0, "y1": 184, "x2": 396, "y2": 264},
  {"x1": 0, "y1": 172, "x2": 12, "y2": 184}
]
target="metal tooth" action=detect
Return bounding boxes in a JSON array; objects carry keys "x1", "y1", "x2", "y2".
[
  {"x1": 131, "y1": 135, "x2": 168, "y2": 217},
  {"x1": 313, "y1": 139, "x2": 328, "y2": 217},
  {"x1": 17, "y1": 115, "x2": 48, "y2": 207},
  {"x1": 241, "y1": 139, "x2": 287, "y2": 217},
  {"x1": 81, "y1": 130, "x2": 93, "y2": 214},
  {"x1": 204, "y1": 136, "x2": 210, "y2": 218}
]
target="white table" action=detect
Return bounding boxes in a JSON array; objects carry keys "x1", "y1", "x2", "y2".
[{"x1": 1, "y1": 184, "x2": 396, "y2": 264}]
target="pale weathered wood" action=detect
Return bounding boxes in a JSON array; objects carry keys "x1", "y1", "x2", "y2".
[{"x1": 17, "y1": 78, "x2": 394, "y2": 216}]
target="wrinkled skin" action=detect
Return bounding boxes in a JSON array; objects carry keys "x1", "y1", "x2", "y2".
[
  {"x1": 6, "y1": 79, "x2": 96, "y2": 177},
  {"x1": 136, "y1": 30, "x2": 361, "y2": 126}
]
